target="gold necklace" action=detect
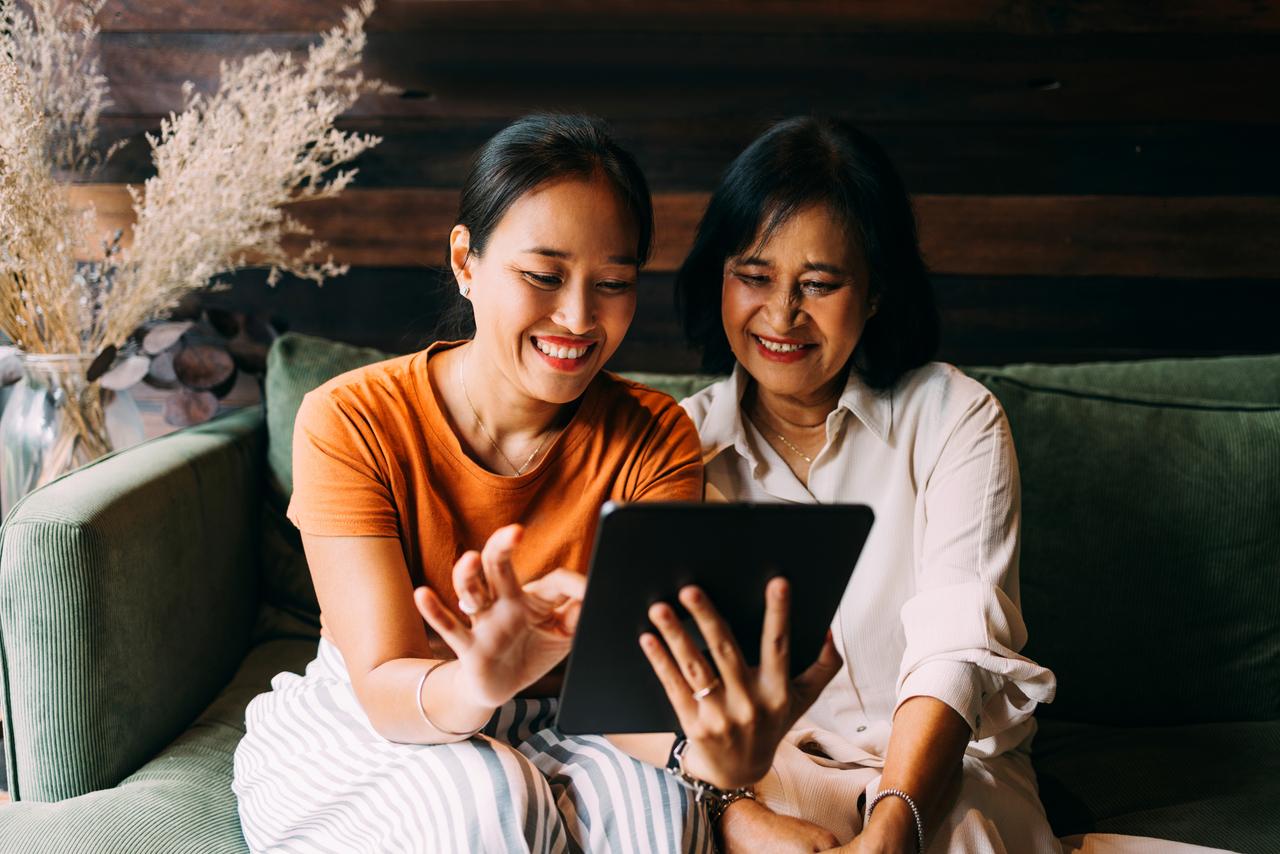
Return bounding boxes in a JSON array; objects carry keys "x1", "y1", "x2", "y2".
[
  {"x1": 749, "y1": 404, "x2": 818, "y2": 465},
  {"x1": 459, "y1": 356, "x2": 553, "y2": 475},
  {"x1": 772, "y1": 431, "x2": 813, "y2": 464}
]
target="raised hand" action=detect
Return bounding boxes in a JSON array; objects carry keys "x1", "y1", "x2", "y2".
[
  {"x1": 414, "y1": 524, "x2": 585, "y2": 709},
  {"x1": 640, "y1": 577, "x2": 842, "y2": 790}
]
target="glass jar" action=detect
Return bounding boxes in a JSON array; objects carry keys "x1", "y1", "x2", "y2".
[{"x1": 0, "y1": 354, "x2": 145, "y2": 517}]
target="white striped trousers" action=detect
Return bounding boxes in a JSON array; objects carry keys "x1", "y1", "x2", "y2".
[{"x1": 232, "y1": 638, "x2": 714, "y2": 853}]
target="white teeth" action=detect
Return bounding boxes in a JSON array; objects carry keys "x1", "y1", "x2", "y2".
[
  {"x1": 755, "y1": 335, "x2": 804, "y2": 353},
  {"x1": 534, "y1": 338, "x2": 590, "y2": 360}
]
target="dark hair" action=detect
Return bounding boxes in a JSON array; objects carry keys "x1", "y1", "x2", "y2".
[
  {"x1": 675, "y1": 116, "x2": 939, "y2": 390},
  {"x1": 434, "y1": 114, "x2": 654, "y2": 339}
]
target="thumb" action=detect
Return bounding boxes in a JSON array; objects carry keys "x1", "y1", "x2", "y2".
[{"x1": 790, "y1": 630, "x2": 842, "y2": 719}]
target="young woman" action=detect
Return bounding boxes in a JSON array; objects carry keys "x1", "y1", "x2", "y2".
[
  {"x1": 231, "y1": 115, "x2": 733, "y2": 853},
  {"x1": 647, "y1": 117, "x2": 1060, "y2": 853}
]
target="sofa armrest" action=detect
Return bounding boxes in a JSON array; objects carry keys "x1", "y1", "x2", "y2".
[{"x1": 0, "y1": 406, "x2": 266, "y2": 803}]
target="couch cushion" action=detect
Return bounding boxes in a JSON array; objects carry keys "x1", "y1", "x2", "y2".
[
  {"x1": 966, "y1": 372, "x2": 1280, "y2": 725},
  {"x1": 977, "y1": 353, "x2": 1280, "y2": 405},
  {"x1": 0, "y1": 638, "x2": 315, "y2": 853},
  {"x1": 1033, "y1": 718, "x2": 1280, "y2": 854}
]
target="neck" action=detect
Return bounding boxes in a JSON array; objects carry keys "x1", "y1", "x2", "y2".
[
  {"x1": 748, "y1": 369, "x2": 845, "y2": 431},
  {"x1": 458, "y1": 340, "x2": 565, "y2": 440}
]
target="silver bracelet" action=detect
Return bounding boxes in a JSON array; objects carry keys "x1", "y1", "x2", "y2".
[
  {"x1": 415, "y1": 660, "x2": 484, "y2": 738},
  {"x1": 866, "y1": 787, "x2": 925, "y2": 853}
]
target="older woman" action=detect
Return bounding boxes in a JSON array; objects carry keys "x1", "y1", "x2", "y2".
[{"x1": 651, "y1": 117, "x2": 1059, "y2": 854}]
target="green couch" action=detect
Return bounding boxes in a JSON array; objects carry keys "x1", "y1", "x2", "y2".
[{"x1": 1, "y1": 333, "x2": 1277, "y2": 853}]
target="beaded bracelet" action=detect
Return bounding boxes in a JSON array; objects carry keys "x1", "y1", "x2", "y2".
[{"x1": 866, "y1": 787, "x2": 925, "y2": 853}]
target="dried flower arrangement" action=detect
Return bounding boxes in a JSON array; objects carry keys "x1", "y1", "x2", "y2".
[{"x1": 0, "y1": 0, "x2": 386, "y2": 487}]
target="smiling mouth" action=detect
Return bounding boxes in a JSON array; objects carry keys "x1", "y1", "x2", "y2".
[
  {"x1": 752, "y1": 333, "x2": 815, "y2": 354},
  {"x1": 531, "y1": 335, "x2": 597, "y2": 363}
]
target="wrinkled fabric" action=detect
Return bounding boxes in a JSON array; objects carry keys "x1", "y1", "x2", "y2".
[{"x1": 682, "y1": 362, "x2": 1056, "y2": 753}]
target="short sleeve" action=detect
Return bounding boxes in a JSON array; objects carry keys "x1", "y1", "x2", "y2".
[
  {"x1": 622, "y1": 396, "x2": 704, "y2": 503},
  {"x1": 895, "y1": 393, "x2": 1056, "y2": 739},
  {"x1": 286, "y1": 390, "x2": 401, "y2": 537}
]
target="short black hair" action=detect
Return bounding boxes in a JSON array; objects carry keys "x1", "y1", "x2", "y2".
[
  {"x1": 675, "y1": 116, "x2": 939, "y2": 389},
  {"x1": 435, "y1": 114, "x2": 653, "y2": 339}
]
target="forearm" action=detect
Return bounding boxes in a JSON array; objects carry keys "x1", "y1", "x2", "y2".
[
  {"x1": 605, "y1": 732, "x2": 678, "y2": 768},
  {"x1": 863, "y1": 695, "x2": 970, "y2": 850},
  {"x1": 358, "y1": 657, "x2": 497, "y2": 744}
]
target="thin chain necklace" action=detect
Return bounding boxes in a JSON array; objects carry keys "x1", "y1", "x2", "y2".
[
  {"x1": 459, "y1": 355, "x2": 553, "y2": 476},
  {"x1": 749, "y1": 394, "x2": 826, "y2": 466},
  {"x1": 772, "y1": 431, "x2": 814, "y2": 464}
]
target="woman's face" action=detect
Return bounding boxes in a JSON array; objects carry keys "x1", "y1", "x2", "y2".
[
  {"x1": 721, "y1": 203, "x2": 875, "y2": 401},
  {"x1": 451, "y1": 174, "x2": 640, "y2": 405}
]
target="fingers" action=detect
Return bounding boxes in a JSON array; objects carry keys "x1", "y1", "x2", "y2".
[
  {"x1": 481, "y1": 524, "x2": 524, "y2": 600},
  {"x1": 522, "y1": 568, "x2": 585, "y2": 605},
  {"x1": 524, "y1": 568, "x2": 586, "y2": 633},
  {"x1": 638, "y1": 631, "x2": 700, "y2": 724},
  {"x1": 414, "y1": 586, "x2": 473, "y2": 655},
  {"x1": 678, "y1": 585, "x2": 750, "y2": 690},
  {"x1": 789, "y1": 630, "x2": 843, "y2": 722},
  {"x1": 451, "y1": 550, "x2": 490, "y2": 615},
  {"x1": 758, "y1": 576, "x2": 791, "y2": 697},
  {"x1": 647, "y1": 600, "x2": 719, "y2": 694}
]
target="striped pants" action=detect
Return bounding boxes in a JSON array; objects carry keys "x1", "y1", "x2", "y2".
[{"x1": 233, "y1": 638, "x2": 714, "y2": 853}]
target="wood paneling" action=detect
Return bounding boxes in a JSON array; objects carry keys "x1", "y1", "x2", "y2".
[
  {"x1": 68, "y1": 185, "x2": 1280, "y2": 279},
  {"x1": 100, "y1": 1, "x2": 1280, "y2": 35},
  {"x1": 201, "y1": 268, "x2": 1280, "y2": 372},
  {"x1": 92, "y1": 116, "x2": 1280, "y2": 195},
  {"x1": 66, "y1": 1, "x2": 1280, "y2": 366},
  {"x1": 95, "y1": 31, "x2": 1280, "y2": 123}
]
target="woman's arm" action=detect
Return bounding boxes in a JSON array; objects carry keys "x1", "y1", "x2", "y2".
[
  {"x1": 305, "y1": 524, "x2": 586, "y2": 744},
  {"x1": 851, "y1": 696, "x2": 969, "y2": 852},
  {"x1": 303, "y1": 533, "x2": 494, "y2": 742}
]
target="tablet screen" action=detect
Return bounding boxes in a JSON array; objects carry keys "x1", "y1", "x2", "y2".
[{"x1": 556, "y1": 501, "x2": 874, "y2": 734}]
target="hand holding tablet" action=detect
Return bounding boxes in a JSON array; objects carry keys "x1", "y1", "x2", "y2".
[
  {"x1": 640, "y1": 576, "x2": 844, "y2": 789},
  {"x1": 556, "y1": 501, "x2": 876, "y2": 754}
]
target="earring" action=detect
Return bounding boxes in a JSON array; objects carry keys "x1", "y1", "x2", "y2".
[{"x1": 459, "y1": 283, "x2": 470, "y2": 298}]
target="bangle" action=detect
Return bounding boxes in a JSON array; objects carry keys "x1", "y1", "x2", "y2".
[
  {"x1": 866, "y1": 787, "x2": 924, "y2": 853},
  {"x1": 415, "y1": 660, "x2": 484, "y2": 738}
]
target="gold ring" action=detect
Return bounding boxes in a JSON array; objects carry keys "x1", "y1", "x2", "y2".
[{"x1": 691, "y1": 678, "x2": 722, "y2": 701}]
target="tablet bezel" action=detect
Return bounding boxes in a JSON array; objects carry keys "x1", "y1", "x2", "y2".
[{"x1": 555, "y1": 501, "x2": 874, "y2": 734}]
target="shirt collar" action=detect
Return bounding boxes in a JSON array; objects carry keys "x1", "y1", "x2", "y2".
[{"x1": 698, "y1": 362, "x2": 894, "y2": 467}]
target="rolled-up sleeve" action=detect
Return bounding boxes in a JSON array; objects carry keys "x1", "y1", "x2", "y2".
[{"x1": 895, "y1": 395, "x2": 1056, "y2": 740}]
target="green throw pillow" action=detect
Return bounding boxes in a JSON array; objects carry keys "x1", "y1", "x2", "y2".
[{"x1": 260, "y1": 334, "x2": 393, "y2": 624}]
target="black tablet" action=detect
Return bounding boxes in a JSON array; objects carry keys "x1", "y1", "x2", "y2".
[{"x1": 556, "y1": 501, "x2": 874, "y2": 734}]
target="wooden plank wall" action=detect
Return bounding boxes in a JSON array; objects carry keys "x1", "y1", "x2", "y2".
[{"x1": 87, "y1": 0, "x2": 1280, "y2": 372}]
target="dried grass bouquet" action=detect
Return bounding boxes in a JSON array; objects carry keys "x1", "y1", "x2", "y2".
[{"x1": 0, "y1": 0, "x2": 385, "y2": 470}]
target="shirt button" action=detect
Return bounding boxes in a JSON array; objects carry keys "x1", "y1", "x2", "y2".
[{"x1": 856, "y1": 725, "x2": 867, "y2": 732}]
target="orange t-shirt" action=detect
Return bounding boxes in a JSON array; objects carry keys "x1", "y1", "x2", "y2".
[{"x1": 286, "y1": 341, "x2": 704, "y2": 618}]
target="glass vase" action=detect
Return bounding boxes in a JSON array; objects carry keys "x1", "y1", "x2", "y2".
[{"x1": 0, "y1": 354, "x2": 145, "y2": 518}]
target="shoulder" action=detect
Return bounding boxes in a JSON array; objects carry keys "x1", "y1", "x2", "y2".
[
  {"x1": 890, "y1": 363, "x2": 1013, "y2": 472},
  {"x1": 297, "y1": 352, "x2": 421, "y2": 430},
  {"x1": 598, "y1": 371, "x2": 695, "y2": 428},
  {"x1": 678, "y1": 374, "x2": 734, "y2": 432},
  {"x1": 593, "y1": 372, "x2": 703, "y2": 461},
  {"x1": 893, "y1": 362, "x2": 1005, "y2": 430}
]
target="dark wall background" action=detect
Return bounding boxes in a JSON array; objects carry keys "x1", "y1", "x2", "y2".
[{"x1": 90, "y1": 1, "x2": 1280, "y2": 371}]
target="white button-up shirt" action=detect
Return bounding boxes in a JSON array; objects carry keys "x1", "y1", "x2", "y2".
[{"x1": 681, "y1": 362, "x2": 1057, "y2": 761}]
